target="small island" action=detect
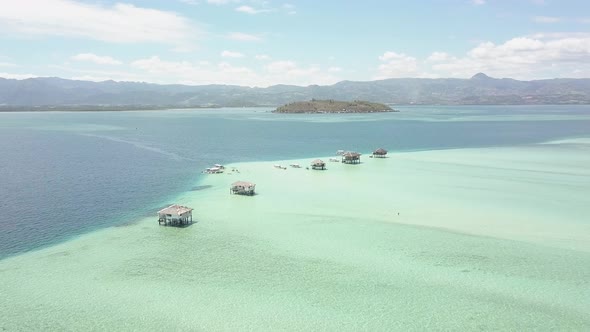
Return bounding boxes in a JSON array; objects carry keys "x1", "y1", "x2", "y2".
[{"x1": 273, "y1": 99, "x2": 395, "y2": 114}]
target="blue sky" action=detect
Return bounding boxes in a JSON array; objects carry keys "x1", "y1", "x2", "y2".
[{"x1": 1, "y1": 0, "x2": 589, "y2": 86}]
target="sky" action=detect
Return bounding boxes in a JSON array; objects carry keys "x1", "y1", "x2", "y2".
[{"x1": 1, "y1": 0, "x2": 590, "y2": 87}]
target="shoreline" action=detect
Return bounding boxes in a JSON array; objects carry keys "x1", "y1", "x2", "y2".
[{"x1": 2, "y1": 103, "x2": 590, "y2": 113}]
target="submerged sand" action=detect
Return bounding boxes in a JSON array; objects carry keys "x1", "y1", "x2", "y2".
[{"x1": 1, "y1": 141, "x2": 590, "y2": 330}]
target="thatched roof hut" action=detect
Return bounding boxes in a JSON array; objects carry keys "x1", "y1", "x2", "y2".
[
  {"x1": 157, "y1": 204, "x2": 193, "y2": 226},
  {"x1": 341, "y1": 151, "x2": 361, "y2": 164},
  {"x1": 373, "y1": 148, "x2": 388, "y2": 157},
  {"x1": 311, "y1": 159, "x2": 326, "y2": 170},
  {"x1": 231, "y1": 181, "x2": 256, "y2": 195}
]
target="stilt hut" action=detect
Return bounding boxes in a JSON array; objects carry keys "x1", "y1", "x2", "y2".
[
  {"x1": 342, "y1": 151, "x2": 361, "y2": 164},
  {"x1": 373, "y1": 148, "x2": 388, "y2": 158},
  {"x1": 231, "y1": 181, "x2": 256, "y2": 195},
  {"x1": 311, "y1": 159, "x2": 326, "y2": 170},
  {"x1": 158, "y1": 204, "x2": 193, "y2": 226}
]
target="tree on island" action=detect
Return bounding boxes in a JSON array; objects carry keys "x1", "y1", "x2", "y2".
[{"x1": 273, "y1": 99, "x2": 395, "y2": 114}]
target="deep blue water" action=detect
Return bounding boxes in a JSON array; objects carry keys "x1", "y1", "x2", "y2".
[{"x1": 1, "y1": 105, "x2": 590, "y2": 258}]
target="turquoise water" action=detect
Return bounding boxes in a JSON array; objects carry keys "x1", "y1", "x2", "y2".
[
  {"x1": 1, "y1": 106, "x2": 590, "y2": 330},
  {"x1": 1, "y1": 106, "x2": 590, "y2": 258}
]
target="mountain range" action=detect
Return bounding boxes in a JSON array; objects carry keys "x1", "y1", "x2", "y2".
[{"x1": 1, "y1": 73, "x2": 590, "y2": 110}]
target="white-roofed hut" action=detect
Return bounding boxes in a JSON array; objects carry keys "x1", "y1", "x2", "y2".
[
  {"x1": 311, "y1": 159, "x2": 326, "y2": 170},
  {"x1": 158, "y1": 204, "x2": 193, "y2": 226},
  {"x1": 373, "y1": 148, "x2": 388, "y2": 158},
  {"x1": 342, "y1": 151, "x2": 361, "y2": 164},
  {"x1": 231, "y1": 181, "x2": 256, "y2": 196}
]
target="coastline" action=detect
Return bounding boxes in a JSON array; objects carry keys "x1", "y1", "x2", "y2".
[{"x1": 1, "y1": 142, "x2": 590, "y2": 330}]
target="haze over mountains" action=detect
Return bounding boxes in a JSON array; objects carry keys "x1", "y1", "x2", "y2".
[{"x1": 1, "y1": 73, "x2": 590, "y2": 110}]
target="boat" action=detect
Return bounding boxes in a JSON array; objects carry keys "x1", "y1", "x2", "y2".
[
  {"x1": 274, "y1": 164, "x2": 287, "y2": 170},
  {"x1": 289, "y1": 164, "x2": 301, "y2": 168},
  {"x1": 336, "y1": 150, "x2": 345, "y2": 155},
  {"x1": 329, "y1": 158, "x2": 339, "y2": 162},
  {"x1": 204, "y1": 166, "x2": 224, "y2": 174},
  {"x1": 204, "y1": 163, "x2": 226, "y2": 174}
]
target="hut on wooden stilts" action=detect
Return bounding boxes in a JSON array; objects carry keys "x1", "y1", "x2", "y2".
[
  {"x1": 231, "y1": 181, "x2": 256, "y2": 195},
  {"x1": 341, "y1": 151, "x2": 361, "y2": 164},
  {"x1": 311, "y1": 159, "x2": 326, "y2": 170},
  {"x1": 373, "y1": 148, "x2": 388, "y2": 158},
  {"x1": 158, "y1": 204, "x2": 193, "y2": 226}
]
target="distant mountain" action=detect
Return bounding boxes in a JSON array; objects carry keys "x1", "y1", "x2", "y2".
[{"x1": 1, "y1": 74, "x2": 590, "y2": 110}]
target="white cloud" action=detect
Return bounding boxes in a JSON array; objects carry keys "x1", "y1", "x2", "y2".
[
  {"x1": 533, "y1": 16, "x2": 561, "y2": 23},
  {"x1": 471, "y1": 0, "x2": 486, "y2": 5},
  {"x1": 374, "y1": 33, "x2": 590, "y2": 80},
  {"x1": 0, "y1": 72, "x2": 38, "y2": 79},
  {"x1": 427, "y1": 52, "x2": 452, "y2": 62},
  {"x1": 130, "y1": 56, "x2": 259, "y2": 85},
  {"x1": 234, "y1": 3, "x2": 293, "y2": 15},
  {"x1": 266, "y1": 60, "x2": 298, "y2": 73},
  {"x1": 70, "y1": 75, "x2": 126, "y2": 82},
  {"x1": 529, "y1": 32, "x2": 590, "y2": 39},
  {"x1": 419, "y1": 34, "x2": 590, "y2": 79},
  {"x1": 264, "y1": 60, "x2": 339, "y2": 86},
  {"x1": 131, "y1": 56, "x2": 195, "y2": 74},
  {"x1": 282, "y1": 3, "x2": 296, "y2": 15},
  {"x1": 0, "y1": 62, "x2": 16, "y2": 67},
  {"x1": 376, "y1": 52, "x2": 419, "y2": 78},
  {"x1": 17, "y1": 54, "x2": 342, "y2": 87},
  {"x1": 227, "y1": 32, "x2": 262, "y2": 41},
  {"x1": 207, "y1": 0, "x2": 238, "y2": 4},
  {"x1": 328, "y1": 66, "x2": 342, "y2": 72},
  {"x1": 221, "y1": 50, "x2": 244, "y2": 58},
  {"x1": 0, "y1": 0, "x2": 200, "y2": 47},
  {"x1": 48, "y1": 64, "x2": 143, "y2": 82},
  {"x1": 255, "y1": 54, "x2": 271, "y2": 60},
  {"x1": 125, "y1": 56, "x2": 340, "y2": 86},
  {"x1": 71, "y1": 53, "x2": 122, "y2": 65},
  {"x1": 235, "y1": 5, "x2": 271, "y2": 14},
  {"x1": 217, "y1": 62, "x2": 254, "y2": 75}
]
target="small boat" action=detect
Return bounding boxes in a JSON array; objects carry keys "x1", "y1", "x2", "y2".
[
  {"x1": 329, "y1": 158, "x2": 339, "y2": 162},
  {"x1": 205, "y1": 166, "x2": 224, "y2": 174},
  {"x1": 336, "y1": 150, "x2": 345, "y2": 155},
  {"x1": 203, "y1": 163, "x2": 227, "y2": 174},
  {"x1": 289, "y1": 164, "x2": 301, "y2": 168},
  {"x1": 274, "y1": 164, "x2": 287, "y2": 170}
]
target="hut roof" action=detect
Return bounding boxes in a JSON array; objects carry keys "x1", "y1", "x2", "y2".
[
  {"x1": 373, "y1": 148, "x2": 388, "y2": 154},
  {"x1": 158, "y1": 204, "x2": 193, "y2": 215},
  {"x1": 311, "y1": 159, "x2": 325, "y2": 165},
  {"x1": 343, "y1": 151, "x2": 361, "y2": 157},
  {"x1": 232, "y1": 181, "x2": 255, "y2": 187}
]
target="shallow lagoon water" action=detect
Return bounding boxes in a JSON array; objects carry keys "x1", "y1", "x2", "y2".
[
  {"x1": 1, "y1": 106, "x2": 590, "y2": 330},
  {"x1": 2, "y1": 142, "x2": 590, "y2": 330}
]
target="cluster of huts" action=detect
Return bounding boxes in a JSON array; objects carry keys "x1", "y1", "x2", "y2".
[
  {"x1": 159, "y1": 148, "x2": 387, "y2": 226},
  {"x1": 309, "y1": 148, "x2": 387, "y2": 171}
]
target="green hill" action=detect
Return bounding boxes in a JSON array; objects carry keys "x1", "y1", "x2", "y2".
[{"x1": 273, "y1": 99, "x2": 393, "y2": 113}]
